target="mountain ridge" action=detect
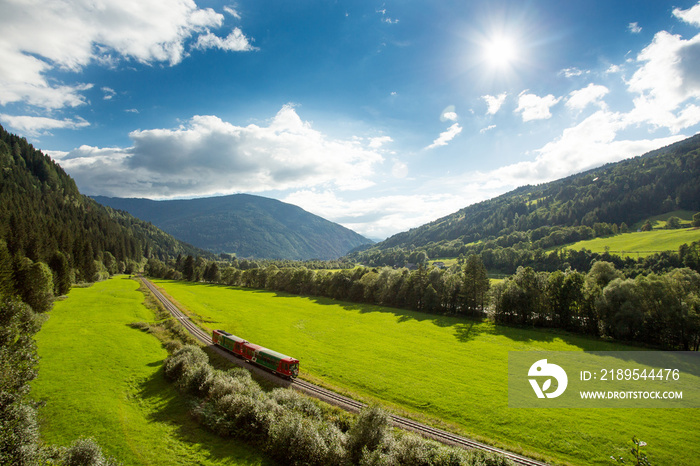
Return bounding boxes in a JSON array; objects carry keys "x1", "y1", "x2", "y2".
[
  {"x1": 93, "y1": 193, "x2": 373, "y2": 260},
  {"x1": 349, "y1": 133, "x2": 700, "y2": 262}
]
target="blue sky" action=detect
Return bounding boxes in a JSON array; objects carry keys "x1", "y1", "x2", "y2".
[{"x1": 2, "y1": 1, "x2": 700, "y2": 240}]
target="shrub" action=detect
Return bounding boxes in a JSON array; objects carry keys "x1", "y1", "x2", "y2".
[
  {"x1": 208, "y1": 392, "x2": 270, "y2": 439},
  {"x1": 163, "y1": 345, "x2": 208, "y2": 382},
  {"x1": 179, "y1": 363, "x2": 214, "y2": 397},
  {"x1": 129, "y1": 321, "x2": 150, "y2": 332},
  {"x1": 62, "y1": 437, "x2": 120, "y2": 466},
  {"x1": 270, "y1": 387, "x2": 322, "y2": 420},
  {"x1": 162, "y1": 340, "x2": 182, "y2": 353},
  {"x1": 347, "y1": 405, "x2": 392, "y2": 464},
  {"x1": 267, "y1": 412, "x2": 347, "y2": 466}
]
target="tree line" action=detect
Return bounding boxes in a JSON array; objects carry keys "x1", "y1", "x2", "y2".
[
  {"x1": 351, "y1": 221, "x2": 700, "y2": 276},
  {"x1": 147, "y1": 252, "x2": 700, "y2": 351}
]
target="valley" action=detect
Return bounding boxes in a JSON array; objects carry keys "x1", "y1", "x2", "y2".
[
  {"x1": 151, "y1": 278, "x2": 699, "y2": 466},
  {"x1": 4, "y1": 3, "x2": 700, "y2": 466}
]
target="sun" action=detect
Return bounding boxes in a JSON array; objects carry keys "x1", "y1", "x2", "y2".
[{"x1": 483, "y1": 34, "x2": 517, "y2": 68}]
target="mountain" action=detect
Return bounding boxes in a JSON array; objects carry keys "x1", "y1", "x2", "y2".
[
  {"x1": 350, "y1": 133, "x2": 700, "y2": 262},
  {"x1": 0, "y1": 124, "x2": 208, "y2": 291},
  {"x1": 92, "y1": 194, "x2": 373, "y2": 260}
]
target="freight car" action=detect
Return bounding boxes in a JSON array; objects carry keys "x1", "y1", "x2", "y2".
[{"x1": 212, "y1": 329, "x2": 300, "y2": 379}]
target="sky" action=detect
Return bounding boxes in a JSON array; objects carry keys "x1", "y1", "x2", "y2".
[{"x1": 2, "y1": 1, "x2": 700, "y2": 241}]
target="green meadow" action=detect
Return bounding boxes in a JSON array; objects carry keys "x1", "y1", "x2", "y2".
[
  {"x1": 154, "y1": 279, "x2": 698, "y2": 466},
  {"x1": 32, "y1": 276, "x2": 269, "y2": 466},
  {"x1": 559, "y1": 227, "x2": 700, "y2": 258}
]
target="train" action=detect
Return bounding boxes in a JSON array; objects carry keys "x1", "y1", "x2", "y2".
[{"x1": 212, "y1": 329, "x2": 300, "y2": 379}]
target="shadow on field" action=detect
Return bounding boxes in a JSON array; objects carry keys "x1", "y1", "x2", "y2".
[{"x1": 159, "y1": 280, "x2": 642, "y2": 353}]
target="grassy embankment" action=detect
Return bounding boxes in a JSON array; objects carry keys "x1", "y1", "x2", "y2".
[
  {"x1": 559, "y1": 227, "x2": 700, "y2": 258},
  {"x1": 153, "y1": 279, "x2": 698, "y2": 466},
  {"x1": 559, "y1": 210, "x2": 699, "y2": 258},
  {"x1": 31, "y1": 276, "x2": 269, "y2": 466}
]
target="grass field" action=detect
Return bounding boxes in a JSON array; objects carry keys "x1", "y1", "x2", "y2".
[
  {"x1": 153, "y1": 279, "x2": 698, "y2": 466},
  {"x1": 31, "y1": 276, "x2": 269, "y2": 466},
  {"x1": 559, "y1": 227, "x2": 700, "y2": 258}
]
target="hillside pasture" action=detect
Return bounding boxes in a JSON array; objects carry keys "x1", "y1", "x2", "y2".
[
  {"x1": 32, "y1": 276, "x2": 268, "y2": 466},
  {"x1": 154, "y1": 279, "x2": 698, "y2": 466},
  {"x1": 558, "y1": 227, "x2": 700, "y2": 258}
]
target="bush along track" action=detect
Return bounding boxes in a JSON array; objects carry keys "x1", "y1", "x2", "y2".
[
  {"x1": 137, "y1": 279, "x2": 515, "y2": 465},
  {"x1": 162, "y1": 344, "x2": 515, "y2": 466}
]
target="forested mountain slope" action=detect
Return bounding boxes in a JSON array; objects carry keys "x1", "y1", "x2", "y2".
[
  {"x1": 93, "y1": 194, "x2": 373, "y2": 260},
  {"x1": 353, "y1": 133, "x2": 700, "y2": 262},
  {"x1": 0, "y1": 125, "x2": 206, "y2": 292}
]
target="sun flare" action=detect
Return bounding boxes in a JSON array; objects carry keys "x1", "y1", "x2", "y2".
[{"x1": 483, "y1": 35, "x2": 517, "y2": 68}]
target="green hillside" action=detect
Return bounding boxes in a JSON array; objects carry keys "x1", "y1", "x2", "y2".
[
  {"x1": 94, "y1": 194, "x2": 373, "y2": 260},
  {"x1": 561, "y1": 227, "x2": 700, "y2": 258},
  {"x1": 350, "y1": 133, "x2": 700, "y2": 267}
]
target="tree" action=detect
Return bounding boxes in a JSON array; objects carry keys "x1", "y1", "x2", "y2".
[
  {"x1": 0, "y1": 298, "x2": 42, "y2": 465},
  {"x1": 48, "y1": 251, "x2": 71, "y2": 296},
  {"x1": 596, "y1": 278, "x2": 644, "y2": 340},
  {"x1": 640, "y1": 220, "x2": 653, "y2": 232},
  {"x1": 461, "y1": 255, "x2": 490, "y2": 315},
  {"x1": 693, "y1": 213, "x2": 700, "y2": 228},
  {"x1": 666, "y1": 216, "x2": 682, "y2": 229},
  {"x1": 0, "y1": 240, "x2": 13, "y2": 297},
  {"x1": 585, "y1": 261, "x2": 622, "y2": 295},
  {"x1": 13, "y1": 258, "x2": 54, "y2": 313},
  {"x1": 182, "y1": 255, "x2": 195, "y2": 281},
  {"x1": 547, "y1": 269, "x2": 585, "y2": 330}
]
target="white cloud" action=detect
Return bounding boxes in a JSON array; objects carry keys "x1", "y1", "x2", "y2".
[
  {"x1": 482, "y1": 93, "x2": 507, "y2": 115},
  {"x1": 391, "y1": 160, "x2": 408, "y2": 178},
  {"x1": 442, "y1": 111, "x2": 458, "y2": 121},
  {"x1": 559, "y1": 67, "x2": 589, "y2": 78},
  {"x1": 439, "y1": 105, "x2": 458, "y2": 122},
  {"x1": 368, "y1": 136, "x2": 393, "y2": 149},
  {"x1": 224, "y1": 6, "x2": 242, "y2": 20},
  {"x1": 628, "y1": 22, "x2": 642, "y2": 34},
  {"x1": 425, "y1": 123, "x2": 462, "y2": 149},
  {"x1": 0, "y1": 0, "x2": 255, "y2": 110},
  {"x1": 479, "y1": 110, "x2": 686, "y2": 190},
  {"x1": 283, "y1": 190, "x2": 465, "y2": 239},
  {"x1": 566, "y1": 83, "x2": 610, "y2": 111},
  {"x1": 673, "y1": 3, "x2": 700, "y2": 26},
  {"x1": 480, "y1": 124, "x2": 496, "y2": 134},
  {"x1": 102, "y1": 87, "x2": 116, "y2": 100},
  {"x1": 514, "y1": 92, "x2": 561, "y2": 121},
  {"x1": 54, "y1": 105, "x2": 385, "y2": 198},
  {"x1": 194, "y1": 28, "x2": 257, "y2": 52},
  {"x1": 626, "y1": 30, "x2": 700, "y2": 132},
  {"x1": 0, "y1": 114, "x2": 89, "y2": 136}
]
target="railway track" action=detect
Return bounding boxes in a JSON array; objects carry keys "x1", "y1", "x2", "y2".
[{"x1": 140, "y1": 276, "x2": 549, "y2": 466}]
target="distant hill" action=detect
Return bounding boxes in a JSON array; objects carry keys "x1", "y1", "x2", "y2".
[
  {"x1": 350, "y1": 133, "x2": 700, "y2": 262},
  {"x1": 93, "y1": 194, "x2": 373, "y2": 260}
]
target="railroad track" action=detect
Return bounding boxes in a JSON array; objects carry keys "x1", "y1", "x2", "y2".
[{"x1": 139, "y1": 276, "x2": 549, "y2": 466}]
